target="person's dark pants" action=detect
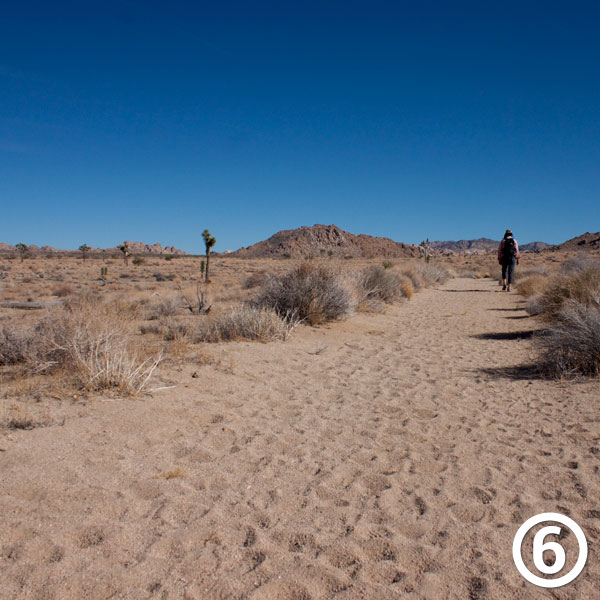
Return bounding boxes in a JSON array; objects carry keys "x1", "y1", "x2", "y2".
[{"x1": 502, "y1": 258, "x2": 516, "y2": 284}]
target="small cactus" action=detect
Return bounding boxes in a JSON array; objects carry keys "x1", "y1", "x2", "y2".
[{"x1": 100, "y1": 266, "x2": 108, "y2": 281}]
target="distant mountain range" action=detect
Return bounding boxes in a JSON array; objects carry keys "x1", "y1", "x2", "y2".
[
  {"x1": 230, "y1": 224, "x2": 559, "y2": 258},
  {"x1": 430, "y1": 238, "x2": 551, "y2": 253},
  {"x1": 0, "y1": 241, "x2": 188, "y2": 255}
]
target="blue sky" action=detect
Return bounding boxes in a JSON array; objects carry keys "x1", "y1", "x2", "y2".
[{"x1": 1, "y1": 1, "x2": 599, "y2": 253}]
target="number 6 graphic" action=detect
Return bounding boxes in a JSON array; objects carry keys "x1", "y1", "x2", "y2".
[
  {"x1": 513, "y1": 513, "x2": 588, "y2": 588},
  {"x1": 533, "y1": 526, "x2": 565, "y2": 574}
]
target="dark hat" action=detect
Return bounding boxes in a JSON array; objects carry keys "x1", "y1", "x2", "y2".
[{"x1": 505, "y1": 229, "x2": 513, "y2": 236}]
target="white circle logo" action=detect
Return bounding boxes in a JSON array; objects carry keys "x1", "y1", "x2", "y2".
[{"x1": 512, "y1": 512, "x2": 588, "y2": 588}]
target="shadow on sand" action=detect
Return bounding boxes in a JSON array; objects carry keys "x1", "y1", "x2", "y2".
[
  {"x1": 471, "y1": 330, "x2": 540, "y2": 341},
  {"x1": 477, "y1": 364, "x2": 542, "y2": 380},
  {"x1": 441, "y1": 289, "x2": 490, "y2": 293}
]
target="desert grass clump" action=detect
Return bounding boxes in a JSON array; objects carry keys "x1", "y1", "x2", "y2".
[
  {"x1": 197, "y1": 306, "x2": 300, "y2": 342},
  {"x1": 36, "y1": 299, "x2": 162, "y2": 394},
  {"x1": 357, "y1": 266, "x2": 408, "y2": 304},
  {"x1": 144, "y1": 296, "x2": 180, "y2": 320},
  {"x1": 400, "y1": 267, "x2": 425, "y2": 291},
  {"x1": 413, "y1": 262, "x2": 450, "y2": 286},
  {"x1": 2, "y1": 295, "x2": 162, "y2": 394},
  {"x1": 0, "y1": 326, "x2": 40, "y2": 367},
  {"x1": 257, "y1": 263, "x2": 353, "y2": 325},
  {"x1": 535, "y1": 299, "x2": 600, "y2": 377},
  {"x1": 537, "y1": 261, "x2": 600, "y2": 321},
  {"x1": 243, "y1": 270, "x2": 267, "y2": 289},
  {"x1": 517, "y1": 274, "x2": 548, "y2": 298}
]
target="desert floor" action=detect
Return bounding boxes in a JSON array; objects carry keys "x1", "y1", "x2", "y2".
[{"x1": 1, "y1": 275, "x2": 599, "y2": 599}]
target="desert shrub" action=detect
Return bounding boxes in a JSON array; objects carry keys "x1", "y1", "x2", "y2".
[
  {"x1": 560, "y1": 254, "x2": 596, "y2": 274},
  {"x1": 537, "y1": 262, "x2": 600, "y2": 320},
  {"x1": 517, "y1": 275, "x2": 547, "y2": 298},
  {"x1": 243, "y1": 270, "x2": 267, "y2": 289},
  {"x1": 257, "y1": 263, "x2": 353, "y2": 325},
  {"x1": 196, "y1": 306, "x2": 300, "y2": 342},
  {"x1": 0, "y1": 326, "x2": 40, "y2": 366},
  {"x1": 357, "y1": 266, "x2": 408, "y2": 304},
  {"x1": 382, "y1": 261, "x2": 393, "y2": 269},
  {"x1": 36, "y1": 301, "x2": 161, "y2": 393},
  {"x1": 52, "y1": 285, "x2": 73, "y2": 297},
  {"x1": 535, "y1": 299, "x2": 600, "y2": 377},
  {"x1": 153, "y1": 272, "x2": 176, "y2": 282},
  {"x1": 132, "y1": 256, "x2": 145, "y2": 265},
  {"x1": 2, "y1": 296, "x2": 161, "y2": 394},
  {"x1": 525, "y1": 295, "x2": 544, "y2": 316},
  {"x1": 144, "y1": 296, "x2": 180, "y2": 320},
  {"x1": 400, "y1": 280, "x2": 414, "y2": 299},
  {"x1": 413, "y1": 262, "x2": 450, "y2": 286},
  {"x1": 400, "y1": 267, "x2": 424, "y2": 291}
]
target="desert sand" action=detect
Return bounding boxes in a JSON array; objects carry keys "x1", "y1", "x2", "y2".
[{"x1": 1, "y1": 275, "x2": 599, "y2": 599}]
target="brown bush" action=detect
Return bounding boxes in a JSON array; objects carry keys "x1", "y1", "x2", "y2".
[
  {"x1": 517, "y1": 275, "x2": 547, "y2": 298},
  {"x1": 537, "y1": 262, "x2": 600, "y2": 321},
  {"x1": 1, "y1": 295, "x2": 161, "y2": 394},
  {"x1": 257, "y1": 263, "x2": 353, "y2": 325},
  {"x1": 535, "y1": 299, "x2": 600, "y2": 377},
  {"x1": 196, "y1": 306, "x2": 300, "y2": 342}
]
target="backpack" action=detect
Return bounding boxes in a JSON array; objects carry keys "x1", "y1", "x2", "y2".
[{"x1": 503, "y1": 237, "x2": 515, "y2": 261}]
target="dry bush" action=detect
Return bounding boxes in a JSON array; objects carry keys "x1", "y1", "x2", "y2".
[
  {"x1": 400, "y1": 281, "x2": 414, "y2": 299},
  {"x1": 2, "y1": 295, "x2": 161, "y2": 394},
  {"x1": 357, "y1": 266, "x2": 410, "y2": 304},
  {"x1": 537, "y1": 261, "x2": 600, "y2": 321},
  {"x1": 413, "y1": 262, "x2": 450, "y2": 286},
  {"x1": 535, "y1": 298, "x2": 600, "y2": 377},
  {"x1": 196, "y1": 306, "x2": 300, "y2": 342},
  {"x1": 257, "y1": 263, "x2": 353, "y2": 325},
  {"x1": 52, "y1": 285, "x2": 72, "y2": 297},
  {"x1": 525, "y1": 295, "x2": 544, "y2": 316},
  {"x1": 517, "y1": 274, "x2": 548, "y2": 298},
  {"x1": 400, "y1": 267, "x2": 424, "y2": 291},
  {"x1": 0, "y1": 325, "x2": 40, "y2": 366},
  {"x1": 144, "y1": 296, "x2": 180, "y2": 320},
  {"x1": 243, "y1": 270, "x2": 267, "y2": 289}
]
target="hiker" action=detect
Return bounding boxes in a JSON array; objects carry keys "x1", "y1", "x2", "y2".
[{"x1": 497, "y1": 229, "x2": 520, "y2": 291}]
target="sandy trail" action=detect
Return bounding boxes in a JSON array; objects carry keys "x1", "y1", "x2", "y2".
[{"x1": 1, "y1": 277, "x2": 599, "y2": 599}]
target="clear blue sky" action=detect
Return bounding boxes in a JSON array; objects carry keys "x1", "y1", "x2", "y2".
[{"x1": 1, "y1": 1, "x2": 599, "y2": 253}]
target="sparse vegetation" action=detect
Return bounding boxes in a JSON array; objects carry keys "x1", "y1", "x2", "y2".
[
  {"x1": 535, "y1": 299, "x2": 600, "y2": 377},
  {"x1": 196, "y1": 306, "x2": 300, "y2": 342},
  {"x1": 0, "y1": 295, "x2": 162, "y2": 394},
  {"x1": 257, "y1": 263, "x2": 353, "y2": 325},
  {"x1": 357, "y1": 266, "x2": 409, "y2": 304}
]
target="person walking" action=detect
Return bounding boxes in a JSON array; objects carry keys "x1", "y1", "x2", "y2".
[{"x1": 497, "y1": 229, "x2": 520, "y2": 291}]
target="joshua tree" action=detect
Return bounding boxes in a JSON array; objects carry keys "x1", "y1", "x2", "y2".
[
  {"x1": 420, "y1": 238, "x2": 431, "y2": 263},
  {"x1": 79, "y1": 243, "x2": 90, "y2": 261},
  {"x1": 15, "y1": 243, "x2": 28, "y2": 262},
  {"x1": 202, "y1": 229, "x2": 216, "y2": 282},
  {"x1": 119, "y1": 242, "x2": 130, "y2": 265}
]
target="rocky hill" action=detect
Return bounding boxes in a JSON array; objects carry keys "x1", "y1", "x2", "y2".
[
  {"x1": 0, "y1": 241, "x2": 187, "y2": 255},
  {"x1": 231, "y1": 224, "x2": 419, "y2": 259},
  {"x1": 553, "y1": 232, "x2": 600, "y2": 251}
]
